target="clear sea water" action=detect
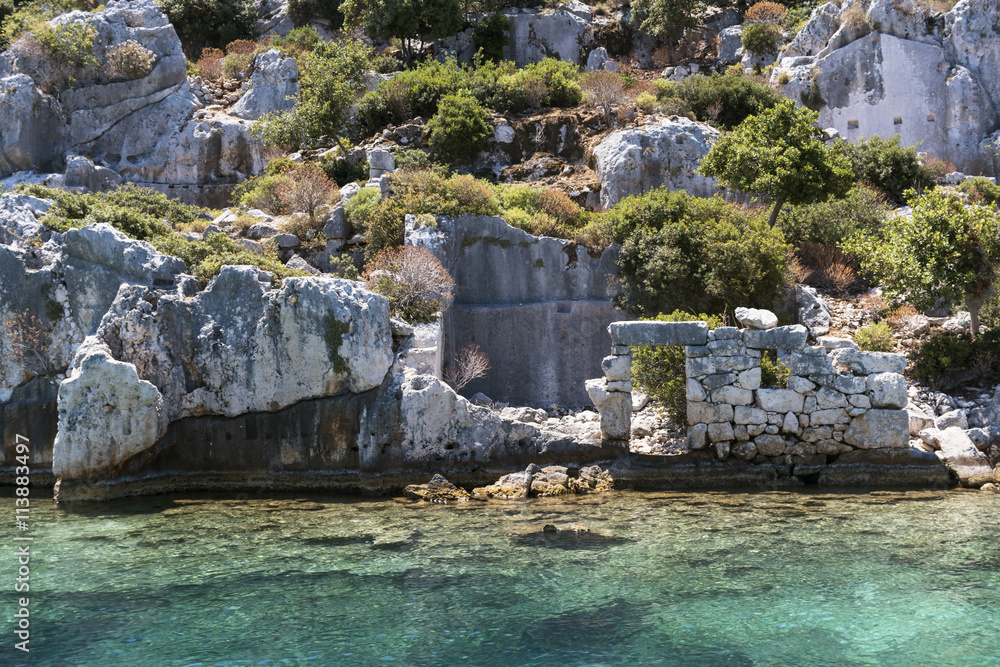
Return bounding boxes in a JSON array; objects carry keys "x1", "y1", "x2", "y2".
[{"x1": 3, "y1": 488, "x2": 999, "y2": 666}]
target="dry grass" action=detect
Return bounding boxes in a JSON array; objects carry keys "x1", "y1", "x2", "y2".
[
  {"x1": 924, "y1": 155, "x2": 956, "y2": 181},
  {"x1": 887, "y1": 304, "x2": 919, "y2": 330},
  {"x1": 857, "y1": 291, "x2": 888, "y2": 323},
  {"x1": 225, "y1": 39, "x2": 256, "y2": 55},
  {"x1": 745, "y1": 1, "x2": 787, "y2": 23},
  {"x1": 841, "y1": 3, "x2": 870, "y2": 32},
  {"x1": 796, "y1": 242, "x2": 858, "y2": 292}
]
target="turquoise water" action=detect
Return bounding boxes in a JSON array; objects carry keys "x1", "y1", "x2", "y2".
[{"x1": 3, "y1": 489, "x2": 1000, "y2": 666}]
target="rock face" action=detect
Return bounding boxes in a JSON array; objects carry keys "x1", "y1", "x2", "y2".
[
  {"x1": 230, "y1": 50, "x2": 299, "y2": 120},
  {"x1": 0, "y1": 0, "x2": 262, "y2": 195},
  {"x1": 503, "y1": 5, "x2": 591, "y2": 67},
  {"x1": 53, "y1": 266, "x2": 394, "y2": 479},
  {"x1": 771, "y1": 0, "x2": 1000, "y2": 174},
  {"x1": 592, "y1": 117, "x2": 720, "y2": 207},
  {"x1": 415, "y1": 214, "x2": 623, "y2": 408},
  {"x1": 936, "y1": 427, "x2": 995, "y2": 487}
]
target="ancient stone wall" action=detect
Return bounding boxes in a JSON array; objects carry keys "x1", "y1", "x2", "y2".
[{"x1": 588, "y1": 312, "x2": 911, "y2": 464}]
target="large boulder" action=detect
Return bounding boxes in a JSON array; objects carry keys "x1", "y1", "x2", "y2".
[
  {"x1": 503, "y1": 5, "x2": 592, "y2": 66},
  {"x1": 771, "y1": 0, "x2": 1000, "y2": 175},
  {"x1": 0, "y1": 0, "x2": 263, "y2": 189},
  {"x1": 592, "y1": 117, "x2": 720, "y2": 207},
  {"x1": 230, "y1": 49, "x2": 299, "y2": 120}
]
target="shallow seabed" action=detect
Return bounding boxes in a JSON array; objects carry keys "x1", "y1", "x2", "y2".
[{"x1": 3, "y1": 488, "x2": 999, "y2": 666}]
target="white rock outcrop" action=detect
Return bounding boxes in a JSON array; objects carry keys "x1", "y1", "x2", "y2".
[
  {"x1": 230, "y1": 49, "x2": 299, "y2": 120},
  {"x1": 503, "y1": 5, "x2": 591, "y2": 66},
  {"x1": 771, "y1": 0, "x2": 1000, "y2": 174},
  {"x1": 592, "y1": 117, "x2": 720, "y2": 207}
]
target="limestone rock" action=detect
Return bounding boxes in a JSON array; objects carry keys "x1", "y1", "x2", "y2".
[
  {"x1": 230, "y1": 50, "x2": 299, "y2": 120},
  {"x1": 795, "y1": 285, "x2": 831, "y2": 337},
  {"x1": 593, "y1": 117, "x2": 720, "y2": 208},
  {"x1": 735, "y1": 307, "x2": 778, "y2": 330},
  {"x1": 717, "y1": 25, "x2": 744, "y2": 64},
  {"x1": 586, "y1": 378, "x2": 631, "y2": 439},
  {"x1": 757, "y1": 389, "x2": 805, "y2": 413},
  {"x1": 936, "y1": 427, "x2": 995, "y2": 487},
  {"x1": 503, "y1": 6, "x2": 591, "y2": 67},
  {"x1": 935, "y1": 408, "x2": 968, "y2": 431},
  {"x1": 867, "y1": 372, "x2": 907, "y2": 409},
  {"x1": 586, "y1": 47, "x2": 610, "y2": 72},
  {"x1": 53, "y1": 338, "x2": 168, "y2": 479},
  {"x1": 843, "y1": 409, "x2": 909, "y2": 448},
  {"x1": 404, "y1": 474, "x2": 471, "y2": 502}
]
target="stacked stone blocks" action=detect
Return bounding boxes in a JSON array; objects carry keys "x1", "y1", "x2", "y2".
[{"x1": 588, "y1": 311, "x2": 910, "y2": 462}]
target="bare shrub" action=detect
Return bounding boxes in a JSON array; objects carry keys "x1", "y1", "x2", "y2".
[
  {"x1": 277, "y1": 163, "x2": 337, "y2": 221},
  {"x1": 523, "y1": 79, "x2": 549, "y2": 108},
  {"x1": 225, "y1": 39, "x2": 256, "y2": 55},
  {"x1": 363, "y1": 246, "x2": 456, "y2": 323},
  {"x1": 382, "y1": 78, "x2": 411, "y2": 123},
  {"x1": 924, "y1": 154, "x2": 956, "y2": 181},
  {"x1": 3, "y1": 310, "x2": 54, "y2": 377},
  {"x1": 581, "y1": 70, "x2": 625, "y2": 120},
  {"x1": 444, "y1": 344, "x2": 491, "y2": 391},
  {"x1": 857, "y1": 291, "x2": 888, "y2": 323},
  {"x1": 887, "y1": 304, "x2": 919, "y2": 330},
  {"x1": 106, "y1": 39, "x2": 155, "y2": 80},
  {"x1": 840, "y1": 3, "x2": 870, "y2": 32},
  {"x1": 745, "y1": 1, "x2": 787, "y2": 23},
  {"x1": 197, "y1": 47, "x2": 224, "y2": 80},
  {"x1": 797, "y1": 242, "x2": 857, "y2": 291}
]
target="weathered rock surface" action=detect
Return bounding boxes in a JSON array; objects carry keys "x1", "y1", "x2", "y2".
[
  {"x1": 0, "y1": 0, "x2": 262, "y2": 194},
  {"x1": 473, "y1": 463, "x2": 613, "y2": 498},
  {"x1": 503, "y1": 5, "x2": 591, "y2": 67},
  {"x1": 403, "y1": 474, "x2": 471, "y2": 502},
  {"x1": 772, "y1": 0, "x2": 1000, "y2": 174},
  {"x1": 230, "y1": 49, "x2": 299, "y2": 120},
  {"x1": 936, "y1": 427, "x2": 995, "y2": 487},
  {"x1": 592, "y1": 117, "x2": 720, "y2": 208}
]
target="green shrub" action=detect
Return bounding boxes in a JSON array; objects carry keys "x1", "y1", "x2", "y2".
[
  {"x1": 853, "y1": 321, "x2": 894, "y2": 352},
  {"x1": 155, "y1": 232, "x2": 308, "y2": 286},
  {"x1": 521, "y1": 58, "x2": 582, "y2": 107},
  {"x1": 371, "y1": 52, "x2": 400, "y2": 74},
  {"x1": 426, "y1": 92, "x2": 493, "y2": 164},
  {"x1": 957, "y1": 177, "x2": 1000, "y2": 207},
  {"x1": 393, "y1": 148, "x2": 434, "y2": 172},
  {"x1": 471, "y1": 11, "x2": 511, "y2": 63},
  {"x1": 777, "y1": 184, "x2": 889, "y2": 247},
  {"x1": 741, "y1": 21, "x2": 780, "y2": 57},
  {"x1": 222, "y1": 51, "x2": 251, "y2": 79},
  {"x1": 600, "y1": 187, "x2": 698, "y2": 244},
  {"x1": 631, "y1": 311, "x2": 724, "y2": 424},
  {"x1": 612, "y1": 191, "x2": 790, "y2": 317},
  {"x1": 910, "y1": 330, "x2": 1000, "y2": 390},
  {"x1": 635, "y1": 91, "x2": 658, "y2": 114},
  {"x1": 654, "y1": 72, "x2": 781, "y2": 130},
  {"x1": 156, "y1": 0, "x2": 256, "y2": 58},
  {"x1": 320, "y1": 153, "x2": 368, "y2": 186},
  {"x1": 270, "y1": 26, "x2": 322, "y2": 54},
  {"x1": 760, "y1": 353, "x2": 790, "y2": 388},
  {"x1": 363, "y1": 199, "x2": 405, "y2": 261},
  {"x1": 36, "y1": 21, "x2": 98, "y2": 87},
  {"x1": 343, "y1": 187, "x2": 383, "y2": 230},
  {"x1": 840, "y1": 134, "x2": 935, "y2": 204},
  {"x1": 1, "y1": 0, "x2": 88, "y2": 49},
  {"x1": 287, "y1": 0, "x2": 343, "y2": 30}
]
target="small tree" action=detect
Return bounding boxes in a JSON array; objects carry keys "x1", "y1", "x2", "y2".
[
  {"x1": 340, "y1": 0, "x2": 462, "y2": 63},
  {"x1": 425, "y1": 92, "x2": 492, "y2": 164},
  {"x1": 843, "y1": 190, "x2": 1000, "y2": 338},
  {"x1": 581, "y1": 71, "x2": 626, "y2": 121},
  {"x1": 444, "y1": 344, "x2": 490, "y2": 391},
  {"x1": 699, "y1": 98, "x2": 853, "y2": 226},
  {"x1": 629, "y1": 0, "x2": 702, "y2": 47},
  {"x1": 277, "y1": 163, "x2": 337, "y2": 221}
]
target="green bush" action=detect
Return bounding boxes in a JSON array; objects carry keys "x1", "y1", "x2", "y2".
[
  {"x1": 741, "y1": 21, "x2": 780, "y2": 57},
  {"x1": 393, "y1": 148, "x2": 434, "y2": 172},
  {"x1": 654, "y1": 72, "x2": 781, "y2": 131},
  {"x1": 840, "y1": 135, "x2": 935, "y2": 204},
  {"x1": 612, "y1": 191, "x2": 790, "y2": 316},
  {"x1": 343, "y1": 187, "x2": 383, "y2": 230},
  {"x1": 391, "y1": 170, "x2": 500, "y2": 218},
  {"x1": 631, "y1": 311, "x2": 725, "y2": 424},
  {"x1": 155, "y1": 232, "x2": 308, "y2": 286},
  {"x1": 426, "y1": 92, "x2": 493, "y2": 164},
  {"x1": 1, "y1": 0, "x2": 88, "y2": 49},
  {"x1": 156, "y1": 0, "x2": 256, "y2": 58},
  {"x1": 910, "y1": 330, "x2": 1000, "y2": 390},
  {"x1": 287, "y1": 0, "x2": 343, "y2": 30},
  {"x1": 106, "y1": 39, "x2": 156, "y2": 80},
  {"x1": 520, "y1": 58, "x2": 582, "y2": 107},
  {"x1": 320, "y1": 153, "x2": 368, "y2": 186},
  {"x1": 471, "y1": 11, "x2": 511, "y2": 63},
  {"x1": 363, "y1": 199, "x2": 405, "y2": 261},
  {"x1": 222, "y1": 51, "x2": 251, "y2": 79},
  {"x1": 760, "y1": 353, "x2": 790, "y2": 388},
  {"x1": 777, "y1": 184, "x2": 889, "y2": 247},
  {"x1": 957, "y1": 177, "x2": 1000, "y2": 207},
  {"x1": 853, "y1": 321, "x2": 894, "y2": 352}
]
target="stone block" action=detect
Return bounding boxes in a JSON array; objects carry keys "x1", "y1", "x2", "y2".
[
  {"x1": 765, "y1": 424, "x2": 780, "y2": 434},
  {"x1": 743, "y1": 325, "x2": 808, "y2": 350},
  {"x1": 737, "y1": 367, "x2": 761, "y2": 390},
  {"x1": 735, "y1": 307, "x2": 778, "y2": 329},
  {"x1": 685, "y1": 356, "x2": 715, "y2": 377},
  {"x1": 711, "y1": 385, "x2": 753, "y2": 405},
  {"x1": 849, "y1": 394, "x2": 872, "y2": 409},
  {"x1": 816, "y1": 386, "x2": 848, "y2": 409},
  {"x1": 817, "y1": 336, "x2": 859, "y2": 351},
  {"x1": 788, "y1": 376, "x2": 816, "y2": 393},
  {"x1": 732, "y1": 441, "x2": 757, "y2": 460},
  {"x1": 712, "y1": 355, "x2": 758, "y2": 372},
  {"x1": 707, "y1": 422, "x2": 735, "y2": 442},
  {"x1": 607, "y1": 381, "x2": 632, "y2": 392},
  {"x1": 789, "y1": 351, "x2": 835, "y2": 375},
  {"x1": 715, "y1": 441, "x2": 731, "y2": 460},
  {"x1": 708, "y1": 339, "x2": 742, "y2": 356},
  {"x1": 686, "y1": 378, "x2": 706, "y2": 402},
  {"x1": 867, "y1": 372, "x2": 907, "y2": 409},
  {"x1": 747, "y1": 423, "x2": 766, "y2": 436},
  {"x1": 811, "y1": 408, "x2": 847, "y2": 426},
  {"x1": 602, "y1": 354, "x2": 631, "y2": 382},
  {"x1": 757, "y1": 388, "x2": 804, "y2": 413},
  {"x1": 755, "y1": 434, "x2": 786, "y2": 456},
  {"x1": 609, "y1": 320, "x2": 708, "y2": 346},
  {"x1": 935, "y1": 409, "x2": 968, "y2": 431},
  {"x1": 734, "y1": 424, "x2": 749, "y2": 440},
  {"x1": 843, "y1": 410, "x2": 909, "y2": 448},
  {"x1": 815, "y1": 439, "x2": 853, "y2": 455},
  {"x1": 611, "y1": 345, "x2": 630, "y2": 355},
  {"x1": 688, "y1": 423, "x2": 708, "y2": 449},
  {"x1": 686, "y1": 344, "x2": 710, "y2": 357},
  {"x1": 734, "y1": 405, "x2": 766, "y2": 424},
  {"x1": 322, "y1": 206, "x2": 350, "y2": 239},
  {"x1": 837, "y1": 350, "x2": 907, "y2": 375},
  {"x1": 687, "y1": 402, "x2": 734, "y2": 425},
  {"x1": 598, "y1": 392, "x2": 631, "y2": 440},
  {"x1": 702, "y1": 372, "x2": 736, "y2": 389},
  {"x1": 802, "y1": 426, "x2": 832, "y2": 442},
  {"x1": 907, "y1": 409, "x2": 933, "y2": 435},
  {"x1": 833, "y1": 374, "x2": 867, "y2": 394},
  {"x1": 713, "y1": 327, "x2": 742, "y2": 340},
  {"x1": 782, "y1": 411, "x2": 800, "y2": 434}
]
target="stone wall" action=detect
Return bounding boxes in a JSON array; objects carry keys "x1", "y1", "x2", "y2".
[{"x1": 588, "y1": 311, "x2": 911, "y2": 466}]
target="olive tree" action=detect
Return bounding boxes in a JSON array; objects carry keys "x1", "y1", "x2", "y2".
[
  {"x1": 699, "y1": 98, "x2": 853, "y2": 226},
  {"x1": 842, "y1": 189, "x2": 1000, "y2": 337}
]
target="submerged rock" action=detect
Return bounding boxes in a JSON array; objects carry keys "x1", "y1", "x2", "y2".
[
  {"x1": 473, "y1": 464, "x2": 614, "y2": 499},
  {"x1": 403, "y1": 474, "x2": 471, "y2": 502}
]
